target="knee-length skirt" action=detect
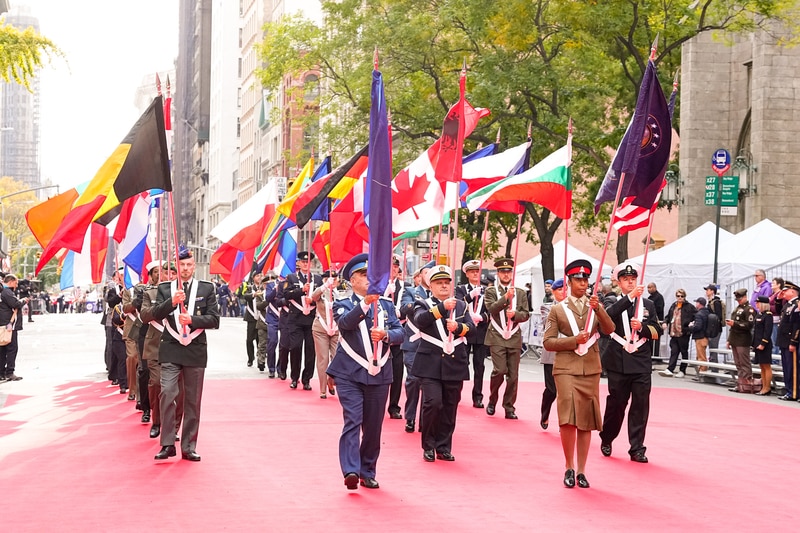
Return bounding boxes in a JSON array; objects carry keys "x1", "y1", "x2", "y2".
[{"x1": 554, "y1": 373, "x2": 602, "y2": 431}]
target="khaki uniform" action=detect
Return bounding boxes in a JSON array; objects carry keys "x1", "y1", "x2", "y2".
[{"x1": 484, "y1": 285, "x2": 530, "y2": 414}]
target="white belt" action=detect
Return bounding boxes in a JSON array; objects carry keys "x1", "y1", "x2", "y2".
[
  {"x1": 490, "y1": 316, "x2": 520, "y2": 340},
  {"x1": 164, "y1": 321, "x2": 203, "y2": 346},
  {"x1": 610, "y1": 309, "x2": 646, "y2": 353},
  {"x1": 290, "y1": 299, "x2": 313, "y2": 315}
]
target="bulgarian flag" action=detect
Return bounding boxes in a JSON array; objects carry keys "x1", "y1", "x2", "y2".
[{"x1": 466, "y1": 134, "x2": 573, "y2": 220}]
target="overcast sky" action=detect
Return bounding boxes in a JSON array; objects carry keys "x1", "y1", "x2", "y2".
[{"x1": 25, "y1": 0, "x2": 179, "y2": 191}]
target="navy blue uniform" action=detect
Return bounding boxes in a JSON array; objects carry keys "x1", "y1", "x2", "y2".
[{"x1": 326, "y1": 295, "x2": 403, "y2": 480}]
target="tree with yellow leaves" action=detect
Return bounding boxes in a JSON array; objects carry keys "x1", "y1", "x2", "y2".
[{"x1": 0, "y1": 17, "x2": 62, "y2": 89}]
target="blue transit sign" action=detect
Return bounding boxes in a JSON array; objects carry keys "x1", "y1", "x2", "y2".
[{"x1": 712, "y1": 149, "x2": 730, "y2": 171}]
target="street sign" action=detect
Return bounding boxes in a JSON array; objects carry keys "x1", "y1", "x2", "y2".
[
  {"x1": 704, "y1": 176, "x2": 739, "y2": 212},
  {"x1": 416, "y1": 240, "x2": 439, "y2": 249},
  {"x1": 711, "y1": 148, "x2": 730, "y2": 176},
  {"x1": 420, "y1": 253, "x2": 431, "y2": 260}
]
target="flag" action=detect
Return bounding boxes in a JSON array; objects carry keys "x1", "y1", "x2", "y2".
[
  {"x1": 228, "y1": 248, "x2": 255, "y2": 291},
  {"x1": 452, "y1": 141, "x2": 529, "y2": 209},
  {"x1": 434, "y1": 64, "x2": 467, "y2": 187},
  {"x1": 275, "y1": 157, "x2": 315, "y2": 218},
  {"x1": 467, "y1": 137, "x2": 573, "y2": 220},
  {"x1": 611, "y1": 71, "x2": 679, "y2": 235},
  {"x1": 117, "y1": 193, "x2": 152, "y2": 285},
  {"x1": 392, "y1": 102, "x2": 489, "y2": 236},
  {"x1": 26, "y1": 185, "x2": 83, "y2": 248},
  {"x1": 312, "y1": 221, "x2": 331, "y2": 271},
  {"x1": 365, "y1": 67, "x2": 393, "y2": 295},
  {"x1": 36, "y1": 96, "x2": 172, "y2": 273},
  {"x1": 210, "y1": 179, "x2": 279, "y2": 250},
  {"x1": 329, "y1": 177, "x2": 369, "y2": 264},
  {"x1": 59, "y1": 223, "x2": 108, "y2": 290},
  {"x1": 292, "y1": 146, "x2": 369, "y2": 228},
  {"x1": 594, "y1": 59, "x2": 671, "y2": 214}
]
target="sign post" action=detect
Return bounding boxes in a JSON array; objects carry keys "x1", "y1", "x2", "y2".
[{"x1": 711, "y1": 149, "x2": 730, "y2": 284}]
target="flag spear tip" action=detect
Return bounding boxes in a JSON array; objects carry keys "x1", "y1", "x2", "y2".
[
  {"x1": 568, "y1": 117, "x2": 573, "y2": 135},
  {"x1": 650, "y1": 34, "x2": 659, "y2": 61},
  {"x1": 526, "y1": 121, "x2": 532, "y2": 140},
  {"x1": 672, "y1": 68, "x2": 680, "y2": 88},
  {"x1": 495, "y1": 125, "x2": 501, "y2": 144},
  {"x1": 373, "y1": 47, "x2": 379, "y2": 70}
]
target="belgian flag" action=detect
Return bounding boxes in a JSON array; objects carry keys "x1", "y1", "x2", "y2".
[{"x1": 36, "y1": 96, "x2": 172, "y2": 273}]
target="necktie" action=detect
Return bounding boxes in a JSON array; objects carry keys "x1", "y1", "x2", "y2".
[{"x1": 183, "y1": 282, "x2": 189, "y2": 294}]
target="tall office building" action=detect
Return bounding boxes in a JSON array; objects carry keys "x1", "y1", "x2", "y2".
[{"x1": 0, "y1": 5, "x2": 41, "y2": 190}]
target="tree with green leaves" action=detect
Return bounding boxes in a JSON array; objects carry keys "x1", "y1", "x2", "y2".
[{"x1": 259, "y1": 0, "x2": 797, "y2": 279}]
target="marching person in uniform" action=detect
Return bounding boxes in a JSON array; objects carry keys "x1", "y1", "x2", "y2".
[
  {"x1": 326, "y1": 253, "x2": 404, "y2": 490},
  {"x1": 243, "y1": 273, "x2": 263, "y2": 368},
  {"x1": 543, "y1": 259, "x2": 614, "y2": 488},
  {"x1": 484, "y1": 258, "x2": 530, "y2": 419},
  {"x1": 384, "y1": 255, "x2": 407, "y2": 418},
  {"x1": 539, "y1": 278, "x2": 566, "y2": 429},
  {"x1": 283, "y1": 251, "x2": 321, "y2": 390},
  {"x1": 262, "y1": 272, "x2": 281, "y2": 378},
  {"x1": 455, "y1": 259, "x2": 489, "y2": 409},
  {"x1": 412, "y1": 265, "x2": 473, "y2": 462},
  {"x1": 152, "y1": 247, "x2": 220, "y2": 462},
  {"x1": 599, "y1": 262, "x2": 661, "y2": 464},
  {"x1": 312, "y1": 269, "x2": 340, "y2": 398}
]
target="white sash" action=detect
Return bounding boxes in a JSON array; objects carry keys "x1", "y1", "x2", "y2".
[
  {"x1": 339, "y1": 300, "x2": 388, "y2": 375},
  {"x1": 315, "y1": 291, "x2": 338, "y2": 336},
  {"x1": 290, "y1": 273, "x2": 314, "y2": 315},
  {"x1": 416, "y1": 298, "x2": 465, "y2": 355},
  {"x1": 164, "y1": 280, "x2": 204, "y2": 346},
  {"x1": 490, "y1": 283, "x2": 520, "y2": 340},
  {"x1": 610, "y1": 308, "x2": 647, "y2": 353},
  {"x1": 149, "y1": 319, "x2": 165, "y2": 332},
  {"x1": 467, "y1": 285, "x2": 484, "y2": 324},
  {"x1": 560, "y1": 300, "x2": 598, "y2": 357}
]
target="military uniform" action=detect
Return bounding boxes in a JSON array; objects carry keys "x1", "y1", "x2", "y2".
[
  {"x1": 152, "y1": 257, "x2": 220, "y2": 460},
  {"x1": 312, "y1": 272, "x2": 340, "y2": 397},
  {"x1": 411, "y1": 265, "x2": 474, "y2": 460},
  {"x1": 283, "y1": 257, "x2": 322, "y2": 389},
  {"x1": 777, "y1": 283, "x2": 800, "y2": 400},
  {"x1": 484, "y1": 258, "x2": 530, "y2": 418},
  {"x1": 728, "y1": 289, "x2": 756, "y2": 391},
  {"x1": 326, "y1": 254, "x2": 404, "y2": 489},
  {"x1": 599, "y1": 262, "x2": 662, "y2": 461},
  {"x1": 384, "y1": 270, "x2": 408, "y2": 417},
  {"x1": 454, "y1": 259, "x2": 489, "y2": 408},
  {"x1": 242, "y1": 282, "x2": 258, "y2": 367},
  {"x1": 263, "y1": 277, "x2": 281, "y2": 376},
  {"x1": 121, "y1": 285, "x2": 144, "y2": 401},
  {"x1": 254, "y1": 282, "x2": 270, "y2": 372}
]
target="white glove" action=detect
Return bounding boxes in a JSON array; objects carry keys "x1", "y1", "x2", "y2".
[{"x1": 470, "y1": 286, "x2": 481, "y2": 299}]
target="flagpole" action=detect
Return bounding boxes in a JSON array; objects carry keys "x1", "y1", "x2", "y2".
[
  {"x1": 477, "y1": 210, "x2": 489, "y2": 276},
  {"x1": 167, "y1": 191, "x2": 188, "y2": 338}
]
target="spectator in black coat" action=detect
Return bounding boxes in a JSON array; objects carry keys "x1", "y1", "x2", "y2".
[
  {"x1": 659, "y1": 288, "x2": 697, "y2": 378},
  {"x1": 690, "y1": 297, "x2": 710, "y2": 375}
]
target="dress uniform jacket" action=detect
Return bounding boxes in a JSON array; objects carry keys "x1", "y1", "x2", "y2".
[
  {"x1": 152, "y1": 280, "x2": 220, "y2": 367},
  {"x1": 138, "y1": 285, "x2": 162, "y2": 361},
  {"x1": 602, "y1": 296, "x2": 662, "y2": 374},
  {"x1": 326, "y1": 295, "x2": 404, "y2": 385},
  {"x1": 455, "y1": 283, "x2": 488, "y2": 344},
  {"x1": 411, "y1": 298, "x2": 473, "y2": 381},
  {"x1": 283, "y1": 272, "x2": 322, "y2": 327},
  {"x1": 483, "y1": 285, "x2": 530, "y2": 346},
  {"x1": 543, "y1": 298, "x2": 615, "y2": 376}
]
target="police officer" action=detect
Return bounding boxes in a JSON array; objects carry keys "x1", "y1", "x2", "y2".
[
  {"x1": 454, "y1": 259, "x2": 489, "y2": 408},
  {"x1": 599, "y1": 262, "x2": 662, "y2": 463},
  {"x1": 283, "y1": 251, "x2": 321, "y2": 390},
  {"x1": 326, "y1": 253, "x2": 404, "y2": 490},
  {"x1": 484, "y1": 258, "x2": 530, "y2": 419},
  {"x1": 412, "y1": 265, "x2": 474, "y2": 462}
]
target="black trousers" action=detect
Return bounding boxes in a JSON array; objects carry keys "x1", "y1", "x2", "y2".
[
  {"x1": 540, "y1": 363, "x2": 557, "y2": 422},
  {"x1": 599, "y1": 370, "x2": 651, "y2": 456},
  {"x1": 289, "y1": 323, "x2": 315, "y2": 384},
  {"x1": 387, "y1": 345, "x2": 404, "y2": 415},
  {"x1": 668, "y1": 335, "x2": 690, "y2": 373},
  {"x1": 419, "y1": 378, "x2": 463, "y2": 454},
  {"x1": 467, "y1": 342, "x2": 487, "y2": 402},
  {"x1": 245, "y1": 320, "x2": 257, "y2": 364},
  {"x1": 110, "y1": 339, "x2": 127, "y2": 388}
]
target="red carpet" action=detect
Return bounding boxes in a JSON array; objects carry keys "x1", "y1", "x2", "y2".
[{"x1": 2, "y1": 378, "x2": 798, "y2": 532}]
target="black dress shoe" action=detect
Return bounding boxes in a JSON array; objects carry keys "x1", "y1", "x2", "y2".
[
  {"x1": 405, "y1": 420, "x2": 415, "y2": 433},
  {"x1": 247, "y1": 361, "x2": 253, "y2": 367},
  {"x1": 268, "y1": 371, "x2": 276, "y2": 378},
  {"x1": 505, "y1": 411, "x2": 518, "y2": 420},
  {"x1": 344, "y1": 472, "x2": 359, "y2": 490},
  {"x1": 779, "y1": 394, "x2": 795, "y2": 401},
  {"x1": 436, "y1": 451, "x2": 455, "y2": 461},
  {"x1": 423, "y1": 450, "x2": 435, "y2": 462},
  {"x1": 141, "y1": 410, "x2": 151, "y2": 423},
  {"x1": 564, "y1": 469, "x2": 575, "y2": 488},
  {"x1": 328, "y1": 386, "x2": 336, "y2": 396},
  {"x1": 154, "y1": 445, "x2": 176, "y2": 460},
  {"x1": 486, "y1": 404, "x2": 496, "y2": 416},
  {"x1": 290, "y1": 380, "x2": 298, "y2": 389},
  {"x1": 150, "y1": 425, "x2": 161, "y2": 438},
  {"x1": 630, "y1": 452, "x2": 649, "y2": 463},
  {"x1": 576, "y1": 473, "x2": 590, "y2": 488},
  {"x1": 135, "y1": 402, "x2": 142, "y2": 411},
  {"x1": 360, "y1": 477, "x2": 379, "y2": 489},
  {"x1": 389, "y1": 412, "x2": 402, "y2": 419},
  {"x1": 473, "y1": 400, "x2": 484, "y2": 408},
  {"x1": 600, "y1": 442, "x2": 612, "y2": 457},
  {"x1": 302, "y1": 382, "x2": 312, "y2": 391},
  {"x1": 278, "y1": 372, "x2": 287, "y2": 380},
  {"x1": 540, "y1": 418, "x2": 549, "y2": 430},
  {"x1": 181, "y1": 451, "x2": 201, "y2": 462},
  {"x1": 258, "y1": 364, "x2": 265, "y2": 372}
]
